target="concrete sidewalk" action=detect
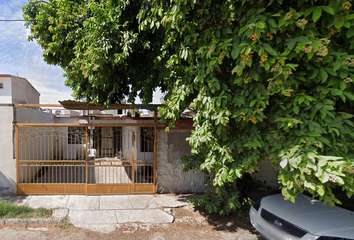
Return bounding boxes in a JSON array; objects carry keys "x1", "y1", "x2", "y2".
[{"x1": 6, "y1": 194, "x2": 194, "y2": 232}]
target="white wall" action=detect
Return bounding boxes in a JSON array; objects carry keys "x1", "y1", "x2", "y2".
[
  {"x1": 136, "y1": 127, "x2": 154, "y2": 163},
  {"x1": 0, "y1": 78, "x2": 12, "y2": 103},
  {"x1": 54, "y1": 117, "x2": 82, "y2": 160},
  {"x1": 0, "y1": 106, "x2": 16, "y2": 195}
]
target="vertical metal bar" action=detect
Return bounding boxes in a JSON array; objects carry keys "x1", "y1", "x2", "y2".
[
  {"x1": 154, "y1": 123, "x2": 157, "y2": 192},
  {"x1": 86, "y1": 126, "x2": 88, "y2": 194},
  {"x1": 132, "y1": 131, "x2": 135, "y2": 192},
  {"x1": 35, "y1": 132, "x2": 37, "y2": 184},
  {"x1": 15, "y1": 124, "x2": 19, "y2": 194},
  {"x1": 23, "y1": 132, "x2": 26, "y2": 183}
]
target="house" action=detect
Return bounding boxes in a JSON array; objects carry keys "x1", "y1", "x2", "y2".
[
  {"x1": 0, "y1": 74, "x2": 278, "y2": 196},
  {"x1": 0, "y1": 74, "x2": 205, "y2": 195}
]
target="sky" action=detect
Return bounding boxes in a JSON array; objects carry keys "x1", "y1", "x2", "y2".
[{"x1": 0, "y1": 0, "x2": 162, "y2": 104}]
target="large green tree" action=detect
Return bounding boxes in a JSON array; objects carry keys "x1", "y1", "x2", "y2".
[{"x1": 24, "y1": 0, "x2": 354, "y2": 214}]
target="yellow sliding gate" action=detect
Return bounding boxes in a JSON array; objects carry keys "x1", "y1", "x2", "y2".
[{"x1": 15, "y1": 123, "x2": 157, "y2": 195}]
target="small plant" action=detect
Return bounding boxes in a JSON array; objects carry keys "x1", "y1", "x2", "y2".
[
  {"x1": 0, "y1": 200, "x2": 51, "y2": 218},
  {"x1": 58, "y1": 216, "x2": 77, "y2": 235},
  {"x1": 59, "y1": 216, "x2": 71, "y2": 230}
]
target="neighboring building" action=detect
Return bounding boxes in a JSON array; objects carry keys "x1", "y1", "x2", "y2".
[
  {"x1": 0, "y1": 74, "x2": 49, "y2": 196},
  {"x1": 0, "y1": 74, "x2": 40, "y2": 104}
]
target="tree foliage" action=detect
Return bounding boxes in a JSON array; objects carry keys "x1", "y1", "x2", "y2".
[{"x1": 24, "y1": 0, "x2": 354, "y2": 214}]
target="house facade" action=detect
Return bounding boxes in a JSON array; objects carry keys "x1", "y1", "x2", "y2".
[{"x1": 0, "y1": 74, "x2": 277, "y2": 196}]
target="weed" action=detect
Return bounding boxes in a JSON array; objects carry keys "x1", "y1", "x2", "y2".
[
  {"x1": 0, "y1": 200, "x2": 51, "y2": 218},
  {"x1": 58, "y1": 216, "x2": 77, "y2": 235}
]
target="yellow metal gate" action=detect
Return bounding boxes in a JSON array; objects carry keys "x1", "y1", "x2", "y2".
[{"x1": 15, "y1": 123, "x2": 157, "y2": 195}]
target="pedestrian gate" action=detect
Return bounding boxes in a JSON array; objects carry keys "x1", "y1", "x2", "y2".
[{"x1": 15, "y1": 123, "x2": 157, "y2": 195}]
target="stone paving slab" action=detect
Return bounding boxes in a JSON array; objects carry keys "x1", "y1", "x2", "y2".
[
  {"x1": 24, "y1": 195, "x2": 69, "y2": 209},
  {"x1": 128, "y1": 195, "x2": 154, "y2": 209},
  {"x1": 147, "y1": 196, "x2": 170, "y2": 209},
  {"x1": 52, "y1": 209, "x2": 69, "y2": 219},
  {"x1": 69, "y1": 209, "x2": 117, "y2": 225},
  {"x1": 66, "y1": 195, "x2": 99, "y2": 210},
  {"x1": 99, "y1": 195, "x2": 133, "y2": 209},
  {"x1": 115, "y1": 210, "x2": 135, "y2": 223}
]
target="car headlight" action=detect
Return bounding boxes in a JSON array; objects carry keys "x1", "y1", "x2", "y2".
[{"x1": 252, "y1": 199, "x2": 261, "y2": 211}]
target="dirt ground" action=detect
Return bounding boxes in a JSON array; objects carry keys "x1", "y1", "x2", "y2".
[{"x1": 0, "y1": 206, "x2": 262, "y2": 240}]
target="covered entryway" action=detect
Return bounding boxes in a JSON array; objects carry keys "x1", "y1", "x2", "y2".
[{"x1": 15, "y1": 122, "x2": 157, "y2": 195}]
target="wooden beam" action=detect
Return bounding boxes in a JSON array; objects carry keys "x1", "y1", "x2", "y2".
[{"x1": 14, "y1": 104, "x2": 63, "y2": 107}]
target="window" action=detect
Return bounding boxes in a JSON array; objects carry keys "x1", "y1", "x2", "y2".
[
  {"x1": 0, "y1": 83, "x2": 3, "y2": 89},
  {"x1": 117, "y1": 109, "x2": 123, "y2": 115},
  {"x1": 68, "y1": 127, "x2": 85, "y2": 144},
  {"x1": 140, "y1": 127, "x2": 154, "y2": 152}
]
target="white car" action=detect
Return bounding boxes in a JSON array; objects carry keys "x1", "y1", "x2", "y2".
[{"x1": 249, "y1": 193, "x2": 354, "y2": 240}]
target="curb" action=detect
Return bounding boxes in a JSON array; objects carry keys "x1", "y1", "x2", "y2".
[
  {"x1": 0, "y1": 209, "x2": 69, "y2": 227},
  {"x1": 0, "y1": 217, "x2": 64, "y2": 226}
]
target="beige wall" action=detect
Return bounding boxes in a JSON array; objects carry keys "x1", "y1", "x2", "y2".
[{"x1": 11, "y1": 76, "x2": 40, "y2": 104}]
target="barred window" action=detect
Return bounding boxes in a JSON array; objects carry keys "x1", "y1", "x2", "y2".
[{"x1": 68, "y1": 127, "x2": 85, "y2": 144}]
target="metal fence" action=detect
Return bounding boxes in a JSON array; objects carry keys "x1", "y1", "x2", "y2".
[{"x1": 15, "y1": 123, "x2": 157, "y2": 195}]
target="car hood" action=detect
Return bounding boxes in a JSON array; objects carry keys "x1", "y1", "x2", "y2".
[{"x1": 261, "y1": 194, "x2": 354, "y2": 238}]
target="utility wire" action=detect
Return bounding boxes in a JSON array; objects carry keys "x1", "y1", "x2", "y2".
[{"x1": 0, "y1": 20, "x2": 35, "y2": 21}]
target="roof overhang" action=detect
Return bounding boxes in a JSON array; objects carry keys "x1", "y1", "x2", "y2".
[{"x1": 59, "y1": 100, "x2": 164, "y2": 112}]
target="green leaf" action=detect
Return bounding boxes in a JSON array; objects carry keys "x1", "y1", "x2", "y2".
[
  {"x1": 312, "y1": 8, "x2": 322, "y2": 23},
  {"x1": 262, "y1": 43, "x2": 277, "y2": 56},
  {"x1": 320, "y1": 172, "x2": 329, "y2": 183},
  {"x1": 344, "y1": 92, "x2": 354, "y2": 100},
  {"x1": 322, "y1": 6, "x2": 335, "y2": 15},
  {"x1": 231, "y1": 46, "x2": 241, "y2": 59},
  {"x1": 334, "y1": 18, "x2": 344, "y2": 29},
  {"x1": 316, "y1": 186, "x2": 325, "y2": 196},
  {"x1": 320, "y1": 69, "x2": 328, "y2": 82},
  {"x1": 257, "y1": 22, "x2": 266, "y2": 29},
  {"x1": 347, "y1": 27, "x2": 354, "y2": 38},
  {"x1": 340, "y1": 81, "x2": 347, "y2": 90},
  {"x1": 310, "y1": 69, "x2": 319, "y2": 79}
]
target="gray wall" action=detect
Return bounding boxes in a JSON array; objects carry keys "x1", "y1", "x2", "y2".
[
  {"x1": 16, "y1": 107, "x2": 56, "y2": 184},
  {"x1": 11, "y1": 76, "x2": 40, "y2": 104},
  {"x1": 0, "y1": 106, "x2": 16, "y2": 195},
  {"x1": 252, "y1": 159, "x2": 279, "y2": 189},
  {"x1": 156, "y1": 130, "x2": 204, "y2": 193},
  {"x1": 0, "y1": 106, "x2": 57, "y2": 195},
  {"x1": 17, "y1": 107, "x2": 54, "y2": 123}
]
